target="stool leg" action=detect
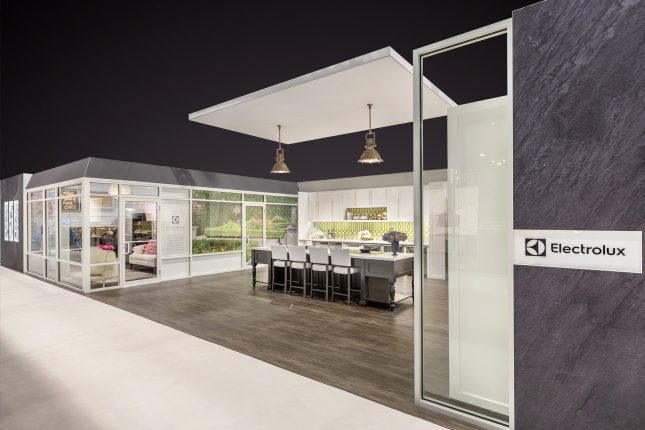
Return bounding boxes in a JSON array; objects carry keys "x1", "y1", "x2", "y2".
[
  {"x1": 331, "y1": 271, "x2": 335, "y2": 302},
  {"x1": 347, "y1": 272, "x2": 351, "y2": 305},
  {"x1": 325, "y1": 270, "x2": 329, "y2": 302},
  {"x1": 303, "y1": 269, "x2": 307, "y2": 297}
]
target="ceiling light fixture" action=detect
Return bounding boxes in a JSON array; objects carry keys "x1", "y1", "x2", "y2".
[
  {"x1": 358, "y1": 103, "x2": 384, "y2": 164},
  {"x1": 270, "y1": 125, "x2": 290, "y2": 174}
]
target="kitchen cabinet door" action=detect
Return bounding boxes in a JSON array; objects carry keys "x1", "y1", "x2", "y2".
[
  {"x1": 298, "y1": 192, "x2": 308, "y2": 239},
  {"x1": 386, "y1": 187, "x2": 400, "y2": 220},
  {"x1": 398, "y1": 186, "x2": 414, "y2": 221},
  {"x1": 355, "y1": 189, "x2": 370, "y2": 207},
  {"x1": 317, "y1": 192, "x2": 333, "y2": 220},
  {"x1": 342, "y1": 190, "x2": 356, "y2": 212},
  {"x1": 332, "y1": 191, "x2": 345, "y2": 220},
  {"x1": 370, "y1": 188, "x2": 387, "y2": 207},
  {"x1": 307, "y1": 192, "x2": 318, "y2": 221}
]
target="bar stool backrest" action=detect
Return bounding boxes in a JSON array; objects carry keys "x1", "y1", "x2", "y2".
[
  {"x1": 287, "y1": 245, "x2": 307, "y2": 263},
  {"x1": 271, "y1": 245, "x2": 288, "y2": 261},
  {"x1": 309, "y1": 246, "x2": 329, "y2": 265},
  {"x1": 330, "y1": 248, "x2": 351, "y2": 267}
]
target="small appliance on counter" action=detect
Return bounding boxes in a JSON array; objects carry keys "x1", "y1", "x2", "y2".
[{"x1": 327, "y1": 229, "x2": 334, "y2": 239}]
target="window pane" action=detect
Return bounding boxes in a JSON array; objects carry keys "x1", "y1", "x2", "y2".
[
  {"x1": 192, "y1": 190, "x2": 242, "y2": 201},
  {"x1": 28, "y1": 201, "x2": 44, "y2": 253},
  {"x1": 244, "y1": 193, "x2": 264, "y2": 202},
  {"x1": 29, "y1": 190, "x2": 44, "y2": 200},
  {"x1": 161, "y1": 187, "x2": 190, "y2": 199},
  {"x1": 28, "y1": 254, "x2": 44, "y2": 275},
  {"x1": 191, "y1": 201, "x2": 242, "y2": 254},
  {"x1": 266, "y1": 195, "x2": 297, "y2": 204},
  {"x1": 46, "y1": 200, "x2": 57, "y2": 257},
  {"x1": 90, "y1": 264, "x2": 119, "y2": 289},
  {"x1": 120, "y1": 184, "x2": 158, "y2": 196},
  {"x1": 90, "y1": 196, "x2": 119, "y2": 263},
  {"x1": 60, "y1": 184, "x2": 82, "y2": 196},
  {"x1": 59, "y1": 196, "x2": 83, "y2": 263},
  {"x1": 266, "y1": 204, "x2": 298, "y2": 246},
  {"x1": 90, "y1": 182, "x2": 119, "y2": 195},
  {"x1": 60, "y1": 262, "x2": 83, "y2": 288},
  {"x1": 46, "y1": 188, "x2": 57, "y2": 198},
  {"x1": 46, "y1": 259, "x2": 58, "y2": 281}
]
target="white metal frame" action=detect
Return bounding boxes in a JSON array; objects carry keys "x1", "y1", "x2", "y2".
[
  {"x1": 412, "y1": 19, "x2": 514, "y2": 430},
  {"x1": 242, "y1": 202, "x2": 266, "y2": 267},
  {"x1": 23, "y1": 176, "x2": 298, "y2": 292}
]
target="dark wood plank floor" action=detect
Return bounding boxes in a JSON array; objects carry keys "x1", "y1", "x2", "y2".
[{"x1": 91, "y1": 268, "x2": 482, "y2": 430}]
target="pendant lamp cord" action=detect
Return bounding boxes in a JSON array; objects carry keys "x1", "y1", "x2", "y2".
[
  {"x1": 367, "y1": 104, "x2": 372, "y2": 132},
  {"x1": 278, "y1": 125, "x2": 282, "y2": 150}
]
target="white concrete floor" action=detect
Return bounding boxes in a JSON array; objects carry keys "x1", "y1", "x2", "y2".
[{"x1": 0, "y1": 268, "x2": 447, "y2": 430}]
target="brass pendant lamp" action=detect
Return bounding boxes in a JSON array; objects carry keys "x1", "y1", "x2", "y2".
[
  {"x1": 358, "y1": 103, "x2": 384, "y2": 164},
  {"x1": 270, "y1": 125, "x2": 291, "y2": 174}
]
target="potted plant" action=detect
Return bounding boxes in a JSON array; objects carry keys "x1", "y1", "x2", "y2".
[{"x1": 382, "y1": 231, "x2": 408, "y2": 256}]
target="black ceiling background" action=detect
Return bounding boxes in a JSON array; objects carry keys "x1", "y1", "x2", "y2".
[{"x1": 0, "y1": 0, "x2": 539, "y2": 181}]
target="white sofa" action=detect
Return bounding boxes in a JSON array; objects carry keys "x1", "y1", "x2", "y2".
[
  {"x1": 90, "y1": 247, "x2": 118, "y2": 288},
  {"x1": 128, "y1": 244, "x2": 157, "y2": 270}
]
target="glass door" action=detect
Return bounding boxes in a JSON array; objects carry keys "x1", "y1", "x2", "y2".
[
  {"x1": 243, "y1": 204, "x2": 265, "y2": 266},
  {"x1": 121, "y1": 199, "x2": 159, "y2": 285}
]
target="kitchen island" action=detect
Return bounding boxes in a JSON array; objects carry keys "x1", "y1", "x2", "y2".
[{"x1": 250, "y1": 247, "x2": 413, "y2": 310}]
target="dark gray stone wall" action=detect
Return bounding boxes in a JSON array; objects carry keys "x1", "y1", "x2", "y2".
[
  {"x1": 513, "y1": 0, "x2": 645, "y2": 429},
  {"x1": 1, "y1": 174, "x2": 28, "y2": 272}
]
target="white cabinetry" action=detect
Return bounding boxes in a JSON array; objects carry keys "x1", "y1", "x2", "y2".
[
  {"x1": 332, "y1": 191, "x2": 345, "y2": 220},
  {"x1": 342, "y1": 191, "x2": 356, "y2": 211},
  {"x1": 398, "y1": 186, "x2": 414, "y2": 221},
  {"x1": 386, "y1": 187, "x2": 400, "y2": 220},
  {"x1": 370, "y1": 188, "x2": 387, "y2": 207},
  {"x1": 317, "y1": 192, "x2": 333, "y2": 220},
  {"x1": 307, "y1": 192, "x2": 318, "y2": 221},
  {"x1": 355, "y1": 189, "x2": 370, "y2": 207}
]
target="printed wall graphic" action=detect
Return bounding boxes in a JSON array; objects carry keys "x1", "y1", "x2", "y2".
[{"x1": 515, "y1": 229, "x2": 642, "y2": 273}]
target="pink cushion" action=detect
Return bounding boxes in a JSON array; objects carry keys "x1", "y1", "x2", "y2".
[{"x1": 143, "y1": 241, "x2": 157, "y2": 255}]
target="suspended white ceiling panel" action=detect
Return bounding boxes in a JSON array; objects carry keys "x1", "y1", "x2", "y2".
[{"x1": 188, "y1": 47, "x2": 455, "y2": 144}]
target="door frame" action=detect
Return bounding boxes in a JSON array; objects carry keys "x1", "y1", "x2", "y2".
[
  {"x1": 242, "y1": 202, "x2": 266, "y2": 268},
  {"x1": 412, "y1": 18, "x2": 513, "y2": 430},
  {"x1": 120, "y1": 196, "x2": 161, "y2": 287}
]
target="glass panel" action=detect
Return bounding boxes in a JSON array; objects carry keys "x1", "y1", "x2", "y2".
[
  {"x1": 27, "y1": 254, "x2": 44, "y2": 275},
  {"x1": 120, "y1": 184, "x2": 159, "y2": 196},
  {"x1": 90, "y1": 182, "x2": 119, "y2": 195},
  {"x1": 12, "y1": 200, "x2": 19, "y2": 242},
  {"x1": 46, "y1": 259, "x2": 58, "y2": 281},
  {"x1": 60, "y1": 184, "x2": 82, "y2": 196},
  {"x1": 28, "y1": 201, "x2": 44, "y2": 254},
  {"x1": 191, "y1": 201, "x2": 242, "y2": 254},
  {"x1": 125, "y1": 201, "x2": 157, "y2": 282},
  {"x1": 266, "y1": 205, "x2": 298, "y2": 246},
  {"x1": 45, "y1": 200, "x2": 57, "y2": 257},
  {"x1": 3, "y1": 201, "x2": 8, "y2": 241},
  {"x1": 90, "y1": 196, "x2": 119, "y2": 263},
  {"x1": 244, "y1": 193, "x2": 264, "y2": 202},
  {"x1": 245, "y1": 206, "x2": 264, "y2": 264},
  {"x1": 161, "y1": 187, "x2": 190, "y2": 199},
  {"x1": 266, "y1": 195, "x2": 297, "y2": 204},
  {"x1": 59, "y1": 196, "x2": 82, "y2": 263},
  {"x1": 29, "y1": 190, "x2": 44, "y2": 200},
  {"x1": 90, "y1": 263, "x2": 119, "y2": 289},
  {"x1": 192, "y1": 190, "x2": 242, "y2": 201},
  {"x1": 46, "y1": 188, "x2": 57, "y2": 198},
  {"x1": 60, "y1": 262, "x2": 82, "y2": 288},
  {"x1": 419, "y1": 33, "x2": 510, "y2": 425}
]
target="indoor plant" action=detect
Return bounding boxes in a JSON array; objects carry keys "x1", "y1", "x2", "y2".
[{"x1": 382, "y1": 231, "x2": 408, "y2": 256}]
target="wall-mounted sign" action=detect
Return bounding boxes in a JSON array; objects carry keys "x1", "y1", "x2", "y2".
[
  {"x1": 61, "y1": 197, "x2": 81, "y2": 212},
  {"x1": 515, "y1": 229, "x2": 642, "y2": 274}
]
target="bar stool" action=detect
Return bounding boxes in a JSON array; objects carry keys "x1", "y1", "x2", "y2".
[
  {"x1": 309, "y1": 246, "x2": 331, "y2": 301},
  {"x1": 330, "y1": 249, "x2": 360, "y2": 304},
  {"x1": 270, "y1": 245, "x2": 289, "y2": 292},
  {"x1": 287, "y1": 245, "x2": 310, "y2": 297}
]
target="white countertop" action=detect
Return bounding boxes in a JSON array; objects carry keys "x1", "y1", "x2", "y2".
[
  {"x1": 251, "y1": 247, "x2": 414, "y2": 262},
  {"x1": 301, "y1": 238, "x2": 415, "y2": 246}
]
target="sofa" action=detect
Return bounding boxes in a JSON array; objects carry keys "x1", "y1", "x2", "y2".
[{"x1": 128, "y1": 243, "x2": 157, "y2": 271}]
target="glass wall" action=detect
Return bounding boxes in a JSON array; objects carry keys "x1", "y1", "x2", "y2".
[
  {"x1": 89, "y1": 186, "x2": 120, "y2": 289},
  {"x1": 266, "y1": 204, "x2": 298, "y2": 246},
  {"x1": 416, "y1": 30, "x2": 511, "y2": 426},
  {"x1": 191, "y1": 200, "x2": 242, "y2": 254}
]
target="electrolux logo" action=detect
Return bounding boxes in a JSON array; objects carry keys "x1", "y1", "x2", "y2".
[
  {"x1": 525, "y1": 239, "x2": 546, "y2": 256},
  {"x1": 524, "y1": 238, "x2": 626, "y2": 257}
]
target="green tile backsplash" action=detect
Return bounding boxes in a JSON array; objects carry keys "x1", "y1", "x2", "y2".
[
  {"x1": 313, "y1": 221, "x2": 416, "y2": 241},
  {"x1": 346, "y1": 207, "x2": 388, "y2": 220}
]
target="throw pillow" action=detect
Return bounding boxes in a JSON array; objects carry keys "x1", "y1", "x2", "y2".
[{"x1": 143, "y1": 241, "x2": 157, "y2": 255}]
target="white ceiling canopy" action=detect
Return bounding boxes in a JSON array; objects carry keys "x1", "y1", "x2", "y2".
[{"x1": 188, "y1": 47, "x2": 455, "y2": 144}]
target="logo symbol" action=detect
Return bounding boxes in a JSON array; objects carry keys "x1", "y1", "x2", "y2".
[
  {"x1": 171, "y1": 216, "x2": 180, "y2": 224},
  {"x1": 525, "y1": 238, "x2": 546, "y2": 256}
]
